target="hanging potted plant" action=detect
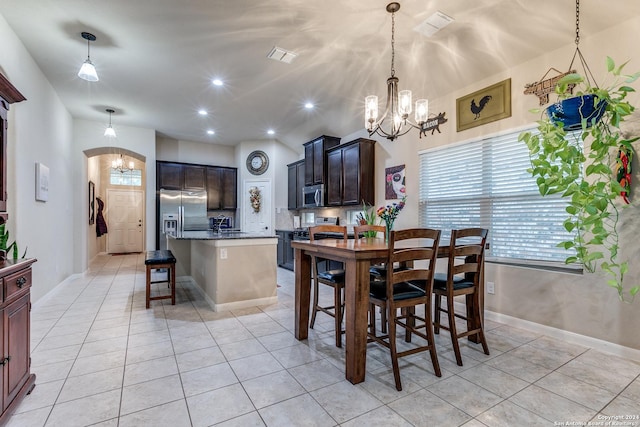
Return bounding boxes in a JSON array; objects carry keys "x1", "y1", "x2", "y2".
[{"x1": 519, "y1": 57, "x2": 640, "y2": 302}]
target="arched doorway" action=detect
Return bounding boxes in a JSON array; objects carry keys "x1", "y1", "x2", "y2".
[{"x1": 84, "y1": 148, "x2": 146, "y2": 259}]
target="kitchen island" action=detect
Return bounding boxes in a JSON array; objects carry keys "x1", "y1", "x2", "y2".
[{"x1": 167, "y1": 231, "x2": 278, "y2": 311}]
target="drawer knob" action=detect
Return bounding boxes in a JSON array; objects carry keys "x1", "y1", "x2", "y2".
[{"x1": 16, "y1": 277, "x2": 27, "y2": 288}]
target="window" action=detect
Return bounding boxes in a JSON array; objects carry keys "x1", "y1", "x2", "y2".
[
  {"x1": 110, "y1": 169, "x2": 142, "y2": 186},
  {"x1": 419, "y1": 126, "x2": 579, "y2": 267}
]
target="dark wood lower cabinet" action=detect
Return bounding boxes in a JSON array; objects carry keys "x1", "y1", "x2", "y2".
[
  {"x1": 276, "y1": 231, "x2": 294, "y2": 271},
  {"x1": 0, "y1": 258, "x2": 36, "y2": 424}
]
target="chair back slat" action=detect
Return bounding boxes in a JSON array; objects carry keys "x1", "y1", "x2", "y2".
[
  {"x1": 310, "y1": 225, "x2": 347, "y2": 242},
  {"x1": 446, "y1": 228, "x2": 488, "y2": 287},
  {"x1": 387, "y1": 228, "x2": 441, "y2": 298},
  {"x1": 354, "y1": 225, "x2": 386, "y2": 239}
]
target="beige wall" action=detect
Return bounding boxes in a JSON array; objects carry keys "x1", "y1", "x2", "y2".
[
  {"x1": 0, "y1": 14, "x2": 75, "y2": 302},
  {"x1": 342, "y1": 16, "x2": 640, "y2": 350}
]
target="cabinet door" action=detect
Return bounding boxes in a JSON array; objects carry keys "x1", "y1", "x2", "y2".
[
  {"x1": 220, "y1": 168, "x2": 237, "y2": 210},
  {"x1": 341, "y1": 144, "x2": 361, "y2": 205},
  {"x1": 287, "y1": 164, "x2": 297, "y2": 210},
  {"x1": 312, "y1": 140, "x2": 325, "y2": 185},
  {"x1": 157, "y1": 162, "x2": 183, "y2": 190},
  {"x1": 276, "y1": 231, "x2": 285, "y2": 266},
  {"x1": 283, "y1": 232, "x2": 295, "y2": 270},
  {"x1": 4, "y1": 293, "x2": 30, "y2": 408},
  {"x1": 206, "y1": 167, "x2": 222, "y2": 210},
  {"x1": 183, "y1": 165, "x2": 206, "y2": 190},
  {"x1": 304, "y1": 143, "x2": 314, "y2": 186},
  {"x1": 326, "y1": 149, "x2": 343, "y2": 206},
  {"x1": 296, "y1": 162, "x2": 305, "y2": 208}
]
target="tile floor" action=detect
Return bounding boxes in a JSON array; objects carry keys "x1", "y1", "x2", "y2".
[{"x1": 6, "y1": 253, "x2": 640, "y2": 427}]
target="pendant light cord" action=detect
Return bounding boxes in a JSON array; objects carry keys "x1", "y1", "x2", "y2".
[{"x1": 390, "y1": 9, "x2": 396, "y2": 78}]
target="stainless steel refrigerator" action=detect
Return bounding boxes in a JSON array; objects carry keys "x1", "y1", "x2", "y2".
[{"x1": 159, "y1": 189, "x2": 209, "y2": 250}]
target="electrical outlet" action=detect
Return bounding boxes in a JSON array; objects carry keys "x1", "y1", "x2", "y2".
[
  {"x1": 487, "y1": 281, "x2": 495, "y2": 295},
  {"x1": 220, "y1": 248, "x2": 228, "y2": 259}
]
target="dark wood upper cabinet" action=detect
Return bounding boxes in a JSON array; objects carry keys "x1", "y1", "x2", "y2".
[
  {"x1": 206, "y1": 167, "x2": 221, "y2": 209},
  {"x1": 326, "y1": 150, "x2": 343, "y2": 206},
  {"x1": 158, "y1": 161, "x2": 237, "y2": 210},
  {"x1": 0, "y1": 73, "x2": 26, "y2": 219},
  {"x1": 157, "y1": 162, "x2": 183, "y2": 190},
  {"x1": 183, "y1": 165, "x2": 206, "y2": 190},
  {"x1": 207, "y1": 166, "x2": 237, "y2": 210},
  {"x1": 303, "y1": 135, "x2": 340, "y2": 186},
  {"x1": 220, "y1": 167, "x2": 237, "y2": 210},
  {"x1": 287, "y1": 160, "x2": 304, "y2": 210},
  {"x1": 326, "y1": 138, "x2": 375, "y2": 206}
]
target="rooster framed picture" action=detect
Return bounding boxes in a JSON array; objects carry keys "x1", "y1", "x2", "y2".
[{"x1": 456, "y1": 78, "x2": 511, "y2": 132}]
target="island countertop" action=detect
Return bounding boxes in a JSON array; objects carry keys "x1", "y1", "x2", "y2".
[{"x1": 166, "y1": 230, "x2": 276, "y2": 240}]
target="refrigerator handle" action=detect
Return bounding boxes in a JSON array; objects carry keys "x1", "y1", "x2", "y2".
[{"x1": 179, "y1": 206, "x2": 184, "y2": 233}]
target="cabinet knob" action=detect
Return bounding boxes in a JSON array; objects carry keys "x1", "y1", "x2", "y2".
[
  {"x1": 0, "y1": 356, "x2": 10, "y2": 366},
  {"x1": 16, "y1": 277, "x2": 27, "y2": 288}
]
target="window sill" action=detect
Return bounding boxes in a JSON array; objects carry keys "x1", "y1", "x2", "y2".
[{"x1": 486, "y1": 257, "x2": 583, "y2": 275}]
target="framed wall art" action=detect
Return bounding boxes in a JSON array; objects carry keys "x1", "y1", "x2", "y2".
[
  {"x1": 385, "y1": 164, "x2": 405, "y2": 200},
  {"x1": 456, "y1": 78, "x2": 511, "y2": 132},
  {"x1": 89, "y1": 181, "x2": 95, "y2": 225},
  {"x1": 35, "y1": 162, "x2": 49, "y2": 202}
]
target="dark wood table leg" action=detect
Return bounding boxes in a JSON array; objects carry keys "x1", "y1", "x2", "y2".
[
  {"x1": 294, "y1": 248, "x2": 311, "y2": 341},
  {"x1": 344, "y1": 258, "x2": 369, "y2": 384}
]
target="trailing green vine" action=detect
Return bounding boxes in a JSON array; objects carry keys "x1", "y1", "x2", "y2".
[{"x1": 519, "y1": 57, "x2": 640, "y2": 302}]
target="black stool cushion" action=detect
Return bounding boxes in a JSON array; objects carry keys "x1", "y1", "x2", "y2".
[
  {"x1": 432, "y1": 272, "x2": 473, "y2": 290},
  {"x1": 317, "y1": 269, "x2": 345, "y2": 283},
  {"x1": 369, "y1": 280, "x2": 425, "y2": 301},
  {"x1": 145, "y1": 250, "x2": 176, "y2": 265}
]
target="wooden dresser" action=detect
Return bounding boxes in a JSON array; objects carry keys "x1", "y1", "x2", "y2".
[{"x1": 0, "y1": 258, "x2": 36, "y2": 424}]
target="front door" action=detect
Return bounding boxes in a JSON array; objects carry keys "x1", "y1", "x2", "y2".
[
  {"x1": 106, "y1": 189, "x2": 144, "y2": 253},
  {"x1": 243, "y1": 180, "x2": 271, "y2": 235}
]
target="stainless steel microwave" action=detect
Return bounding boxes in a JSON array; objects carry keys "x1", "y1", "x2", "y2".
[{"x1": 302, "y1": 184, "x2": 324, "y2": 208}]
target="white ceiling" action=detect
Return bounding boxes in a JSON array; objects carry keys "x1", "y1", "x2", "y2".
[{"x1": 1, "y1": 0, "x2": 639, "y2": 152}]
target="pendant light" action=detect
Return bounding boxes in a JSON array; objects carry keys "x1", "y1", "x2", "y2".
[
  {"x1": 104, "y1": 109, "x2": 116, "y2": 137},
  {"x1": 78, "y1": 32, "x2": 99, "y2": 82}
]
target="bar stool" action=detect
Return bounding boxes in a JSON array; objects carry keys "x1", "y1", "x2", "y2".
[{"x1": 145, "y1": 250, "x2": 176, "y2": 309}]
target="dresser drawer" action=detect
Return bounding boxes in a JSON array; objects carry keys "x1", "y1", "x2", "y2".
[{"x1": 4, "y1": 269, "x2": 31, "y2": 302}]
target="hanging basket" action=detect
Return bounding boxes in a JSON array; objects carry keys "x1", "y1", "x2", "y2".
[{"x1": 546, "y1": 94, "x2": 607, "y2": 131}]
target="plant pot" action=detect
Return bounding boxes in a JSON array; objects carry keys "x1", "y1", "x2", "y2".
[
  {"x1": 0, "y1": 250, "x2": 5, "y2": 261},
  {"x1": 546, "y1": 94, "x2": 607, "y2": 131}
]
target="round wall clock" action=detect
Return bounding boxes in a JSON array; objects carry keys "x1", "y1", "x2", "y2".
[{"x1": 246, "y1": 150, "x2": 269, "y2": 175}]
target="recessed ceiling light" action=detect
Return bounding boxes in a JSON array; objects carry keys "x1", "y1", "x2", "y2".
[
  {"x1": 198, "y1": 109, "x2": 208, "y2": 116},
  {"x1": 267, "y1": 129, "x2": 275, "y2": 135},
  {"x1": 212, "y1": 79, "x2": 223, "y2": 86},
  {"x1": 304, "y1": 102, "x2": 314, "y2": 109},
  {"x1": 207, "y1": 130, "x2": 215, "y2": 135}
]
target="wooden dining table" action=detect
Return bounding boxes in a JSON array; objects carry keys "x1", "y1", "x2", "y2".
[{"x1": 292, "y1": 236, "x2": 485, "y2": 385}]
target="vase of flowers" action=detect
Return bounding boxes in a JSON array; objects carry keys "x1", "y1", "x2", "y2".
[{"x1": 377, "y1": 197, "x2": 406, "y2": 242}]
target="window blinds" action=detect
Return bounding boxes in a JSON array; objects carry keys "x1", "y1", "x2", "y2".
[{"x1": 419, "y1": 127, "x2": 577, "y2": 264}]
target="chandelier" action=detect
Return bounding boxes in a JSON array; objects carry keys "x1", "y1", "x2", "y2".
[
  {"x1": 365, "y1": 2, "x2": 429, "y2": 141},
  {"x1": 112, "y1": 154, "x2": 134, "y2": 173}
]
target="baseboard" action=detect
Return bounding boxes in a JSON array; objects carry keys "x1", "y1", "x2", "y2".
[
  {"x1": 32, "y1": 273, "x2": 84, "y2": 308},
  {"x1": 485, "y1": 310, "x2": 640, "y2": 362},
  {"x1": 184, "y1": 276, "x2": 278, "y2": 312}
]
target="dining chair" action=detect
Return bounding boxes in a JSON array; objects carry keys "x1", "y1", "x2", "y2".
[
  {"x1": 309, "y1": 224, "x2": 348, "y2": 348},
  {"x1": 353, "y1": 225, "x2": 388, "y2": 333},
  {"x1": 433, "y1": 228, "x2": 490, "y2": 366},
  {"x1": 368, "y1": 228, "x2": 442, "y2": 391}
]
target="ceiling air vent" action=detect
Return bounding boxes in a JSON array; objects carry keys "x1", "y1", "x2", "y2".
[
  {"x1": 267, "y1": 46, "x2": 298, "y2": 64},
  {"x1": 413, "y1": 11, "x2": 454, "y2": 38}
]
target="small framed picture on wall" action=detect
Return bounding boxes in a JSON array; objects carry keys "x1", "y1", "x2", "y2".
[{"x1": 385, "y1": 164, "x2": 405, "y2": 200}]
